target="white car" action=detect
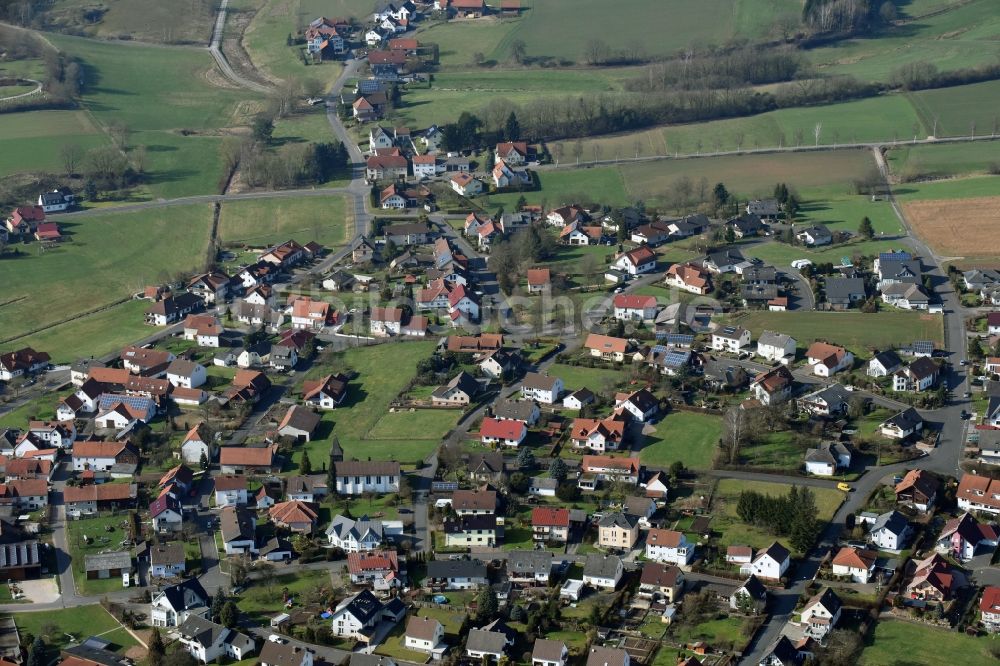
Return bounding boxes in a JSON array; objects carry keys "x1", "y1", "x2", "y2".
[
  {"x1": 790, "y1": 259, "x2": 813, "y2": 270},
  {"x1": 268, "y1": 635, "x2": 286, "y2": 644}
]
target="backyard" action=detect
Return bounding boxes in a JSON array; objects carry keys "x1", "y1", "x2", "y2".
[{"x1": 65, "y1": 513, "x2": 136, "y2": 596}]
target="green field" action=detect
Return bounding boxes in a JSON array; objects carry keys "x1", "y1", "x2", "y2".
[
  {"x1": 4, "y1": 605, "x2": 134, "y2": 651},
  {"x1": 894, "y1": 175, "x2": 1000, "y2": 201},
  {"x1": 547, "y1": 363, "x2": 625, "y2": 393},
  {"x1": 743, "y1": 237, "x2": 909, "y2": 267},
  {"x1": 620, "y1": 150, "x2": 878, "y2": 203},
  {"x1": 793, "y1": 188, "x2": 904, "y2": 236},
  {"x1": 713, "y1": 479, "x2": 843, "y2": 554},
  {"x1": 639, "y1": 410, "x2": 722, "y2": 470},
  {"x1": 367, "y1": 408, "x2": 461, "y2": 440},
  {"x1": 1, "y1": 205, "x2": 212, "y2": 353},
  {"x1": 909, "y1": 80, "x2": 1000, "y2": 138},
  {"x1": 860, "y1": 619, "x2": 997, "y2": 665},
  {"x1": 218, "y1": 196, "x2": 350, "y2": 247},
  {"x1": 487, "y1": 167, "x2": 629, "y2": 210},
  {"x1": 8, "y1": 300, "x2": 154, "y2": 362},
  {"x1": 0, "y1": 110, "x2": 109, "y2": 178},
  {"x1": 46, "y1": 0, "x2": 216, "y2": 43},
  {"x1": 728, "y1": 311, "x2": 944, "y2": 359},
  {"x1": 887, "y1": 140, "x2": 1000, "y2": 180}
]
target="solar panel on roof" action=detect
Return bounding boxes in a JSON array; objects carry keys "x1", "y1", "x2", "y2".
[
  {"x1": 98, "y1": 393, "x2": 154, "y2": 412},
  {"x1": 650, "y1": 345, "x2": 668, "y2": 356},
  {"x1": 665, "y1": 333, "x2": 694, "y2": 346},
  {"x1": 912, "y1": 341, "x2": 934, "y2": 354},
  {"x1": 664, "y1": 350, "x2": 690, "y2": 367}
]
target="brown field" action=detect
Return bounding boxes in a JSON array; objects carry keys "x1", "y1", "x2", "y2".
[{"x1": 902, "y1": 196, "x2": 1000, "y2": 258}]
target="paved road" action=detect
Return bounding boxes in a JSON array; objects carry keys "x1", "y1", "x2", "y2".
[
  {"x1": 0, "y1": 78, "x2": 42, "y2": 102},
  {"x1": 209, "y1": 0, "x2": 271, "y2": 94}
]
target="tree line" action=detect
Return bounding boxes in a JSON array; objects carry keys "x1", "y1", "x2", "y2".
[
  {"x1": 623, "y1": 47, "x2": 806, "y2": 92},
  {"x1": 736, "y1": 485, "x2": 822, "y2": 554}
]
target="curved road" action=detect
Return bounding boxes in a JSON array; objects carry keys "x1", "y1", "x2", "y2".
[{"x1": 208, "y1": 0, "x2": 271, "y2": 94}]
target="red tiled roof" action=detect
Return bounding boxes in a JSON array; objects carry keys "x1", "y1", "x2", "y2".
[{"x1": 531, "y1": 507, "x2": 570, "y2": 527}]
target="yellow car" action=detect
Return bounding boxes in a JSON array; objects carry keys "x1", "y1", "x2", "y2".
[{"x1": 837, "y1": 482, "x2": 852, "y2": 492}]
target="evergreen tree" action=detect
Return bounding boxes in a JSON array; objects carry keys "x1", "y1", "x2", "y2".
[
  {"x1": 300, "y1": 452, "x2": 313, "y2": 475},
  {"x1": 548, "y1": 457, "x2": 568, "y2": 482},
  {"x1": 199, "y1": 451, "x2": 209, "y2": 471},
  {"x1": 712, "y1": 182, "x2": 730, "y2": 211},
  {"x1": 516, "y1": 447, "x2": 535, "y2": 471},
  {"x1": 475, "y1": 586, "x2": 498, "y2": 622},
  {"x1": 504, "y1": 112, "x2": 521, "y2": 141},
  {"x1": 27, "y1": 637, "x2": 45, "y2": 666},
  {"x1": 148, "y1": 628, "x2": 166, "y2": 666},
  {"x1": 725, "y1": 226, "x2": 736, "y2": 243},
  {"x1": 211, "y1": 587, "x2": 226, "y2": 622},
  {"x1": 859, "y1": 216, "x2": 875, "y2": 239},
  {"x1": 220, "y1": 601, "x2": 239, "y2": 628}
]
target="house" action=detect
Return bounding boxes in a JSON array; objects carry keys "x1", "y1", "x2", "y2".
[
  {"x1": 145, "y1": 293, "x2": 204, "y2": 326},
  {"x1": 63, "y1": 483, "x2": 137, "y2": 517},
  {"x1": 259, "y1": 643, "x2": 313, "y2": 666},
  {"x1": 0, "y1": 533, "x2": 43, "y2": 582},
  {"x1": 236, "y1": 342, "x2": 270, "y2": 369},
  {"x1": 290, "y1": 297, "x2": 337, "y2": 330},
  {"x1": 703, "y1": 248, "x2": 745, "y2": 274},
  {"x1": 876, "y1": 256, "x2": 921, "y2": 291},
  {"x1": 527, "y1": 268, "x2": 551, "y2": 293},
  {"x1": 520, "y1": 372, "x2": 563, "y2": 404},
  {"x1": 728, "y1": 214, "x2": 765, "y2": 238},
  {"x1": 711, "y1": 326, "x2": 751, "y2": 353},
  {"x1": 493, "y1": 158, "x2": 530, "y2": 189},
  {"x1": 597, "y1": 512, "x2": 639, "y2": 550},
  {"x1": 613, "y1": 294, "x2": 658, "y2": 322},
  {"x1": 220, "y1": 506, "x2": 257, "y2": 555},
  {"x1": 980, "y1": 586, "x2": 1000, "y2": 633},
  {"x1": 726, "y1": 545, "x2": 754, "y2": 566},
  {"x1": 879, "y1": 407, "x2": 924, "y2": 440},
  {"x1": 0, "y1": 479, "x2": 48, "y2": 510},
  {"x1": 366, "y1": 154, "x2": 408, "y2": 181},
  {"x1": 532, "y1": 639, "x2": 568, "y2": 666},
  {"x1": 120, "y1": 346, "x2": 175, "y2": 376},
  {"x1": 447, "y1": 284, "x2": 480, "y2": 324},
  {"x1": 495, "y1": 141, "x2": 529, "y2": 165},
  {"x1": 213, "y1": 475, "x2": 248, "y2": 508},
  {"x1": 182, "y1": 315, "x2": 223, "y2": 348},
  {"x1": 630, "y1": 220, "x2": 671, "y2": 246},
  {"x1": 800, "y1": 383, "x2": 851, "y2": 417},
  {"x1": 882, "y1": 282, "x2": 931, "y2": 310},
  {"x1": 334, "y1": 460, "x2": 400, "y2": 495},
  {"x1": 37, "y1": 188, "x2": 74, "y2": 212},
  {"x1": 582, "y1": 553, "x2": 624, "y2": 589},
  {"x1": 432, "y1": 371, "x2": 480, "y2": 406},
  {"x1": 166, "y1": 360, "x2": 206, "y2": 390},
  {"x1": 796, "y1": 224, "x2": 832, "y2": 246},
  {"x1": 758, "y1": 636, "x2": 805, "y2": 666},
  {"x1": 569, "y1": 416, "x2": 626, "y2": 452},
  {"x1": 269, "y1": 500, "x2": 319, "y2": 534},
  {"x1": 348, "y1": 550, "x2": 404, "y2": 590},
  {"x1": 868, "y1": 350, "x2": 903, "y2": 377},
  {"x1": 756, "y1": 331, "x2": 796, "y2": 364},
  {"x1": 937, "y1": 513, "x2": 999, "y2": 561},
  {"x1": 384, "y1": 222, "x2": 431, "y2": 246},
  {"x1": 584, "y1": 647, "x2": 629, "y2": 666},
  {"x1": 26, "y1": 420, "x2": 75, "y2": 449},
  {"x1": 730, "y1": 575, "x2": 768, "y2": 615},
  {"x1": 832, "y1": 546, "x2": 877, "y2": 583},
  {"x1": 584, "y1": 334, "x2": 629, "y2": 363},
  {"x1": 405, "y1": 617, "x2": 445, "y2": 657},
  {"x1": 638, "y1": 562, "x2": 684, "y2": 603},
  {"x1": 71, "y1": 441, "x2": 140, "y2": 473},
  {"x1": 905, "y1": 553, "x2": 958, "y2": 601},
  {"x1": 747, "y1": 198, "x2": 781, "y2": 219},
  {"x1": 450, "y1": 172, "x2": 483, "y2": 196},
  {"x1": 645, "y1": 528, "x2": 694, "y2": 565},
  {"x1": 425, "y1": 558, "x2": 488, "y2": 589},
  {"x1": 327, "y1": 515, "x2": 391, "y2": 552},
  {"x1": 301, "y1": 374, "x2": 349, "y2": 410},
  {"x1": 465, "y1": 620, "x2": 516, "y2": 661},
  {"x1": 751, "y1": 366, "x2": 794, "y2": 405},
  {"x1": 507, "y1": 550, "x2": 554, "y2": 586},
  {"x1": 739, "y1": 542, "x2": 790, "y2": 581},
  {"x1": 479, "y1": 417, "x2": 526, "y2": 448},
  {"x1": 150, "y1": 494, "x2": 183, "y2": 532},
  {"x1": 664, "y1": 262, "x2": 711, "y2": 294},
  {"x1": 892, "y1": 357, "x2": 938, "y2": 392},
  {"x1": 804, "y1": 441, "x2": 851, "y2": 476},
  {"x1": 895, "y1": 469, "x2": 939, "y2": 512},
  {"x1": 269, "y1": 346, "x2": 298, "y2": 372},
  {"x1": 150, "y1": 578, "x2": 210, "y2": 627},
  {"x1": 868, "y1": 510, "x2": 910, "y2": 551},
  {"x1": 276, "y1": 405, "x2": 321, "y2": 443},
  {"x1": 443, "y1": 514, "x2": 497, "y2": 547},
  {"x1": 643, "y1": 471, "x2": 669, "y2": 500},
  {"x1": 581, "y1": 455, "x2": 640, "y2": 486},
  {"x1": 149, "y1": 542, "x2": 185, "y2": 579},
  {"x1": 478, "y1": 349, "x2": 519, "y2": 378},
  {"x1": 84, "y1": 551, "x2": 131, "y2": 582},
  {"x1": 177, "y1": 616, "x2": 254, "y2": 663},
  {"x1": 615, "y1": 388, "x2": 659, "y2": 422},
  {"x1": 187, "y1": 272, "x2": 231, "y2": 304},
  {"x1": 563, "y1": 388, "x2": 596, "y2": 410},
  {"x1": 559, "y1": 222, "x2": 602, "y2": 246},
  {"x1": 532, "y1": 507, "x2": 570, "y2": 543},
  {"x1": 612, "y1": 246, "x2": 656, "y2": 276},
  {"x1": 180, "y1": 423, "x2": 215, "y2": 465},
  {"x1": 805, "y1": 342, "x2": 853, "y2": 376},
  {"x1": 0, "y1": 348, "x2": 50, "y2": 381},
  {"x1": 800, "y1": 588, "x2": 842, "y2": 640},
  {"x1": 219, "y1": 446, "x2": 276, "y2": 475}
]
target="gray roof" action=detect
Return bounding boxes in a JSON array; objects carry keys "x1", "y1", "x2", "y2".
[
  {"x1": 882, "y1": 407, "x2": 922, "y2": 432},
  {"x1": 871, "y1": 510, "x2": 908, "y2": 537},
  {"x1": 870, "y1": 350, "x2": 902, "y2": 371},
  {"x1": 530, "y1": 477, "x2": 558, "y2": 490},
  {"x1": 492, "y1": 398, "x2": 538, "y2": 422},
  {"x1": 177, "y1": 615, "x2": 225, "y2": 646},
  {"x1": 804, "y1": 441, "x2": 849, "y2": 465},
  {"x1": 220, "y1": 506, "x2": 256, "y2": 543},
  {"x1": 878, "y1": 258, "x2": 921, "y2": 281},
  {"x1": 705, "y1": 247, "x2": 745, "y2": 268},
  {"x1": 736, "y1": 574, "x2": 768, "y2": 600},
  {"x1": 149, "y1": 541, "x2": 184, "y2": 566},
  {"x1": 507, "y1": 550, "x2": 553, "y2": 576},
  {"x1": 825, "y1": 277, "x2": 866, "y2": 301},
  {"x1": 583, "y1": 553, "x2": 622, "y2": 578},
  {"x1": 757, "y1": 330, "x2": 794, "y2": 349},
  {"x1": 350, "y1": 656, "x2": 396, "y2": 666},
  {"x1": 522, "y1": 372, "x2": 560, "y2": 391},
  {"x1": 426, "y1": 558, "x2": 487, "y2": 579},
  {"x1": 466, "y1": 629, "x2": 510, "y2": 655},
  {"x1": 533, "y1": 639, "x2": 567, "y2": 663},
  {"x1": 586, "y1": 646, "x2": 629, "y2": 666},
  {"x1": 883, "y1": 282, "x2": 929, "y2": 301},
  {"x1": 84, "y1": 551, "x2": 131, "y2": 572},
  {"x1": 432, "y1": 371, "x2": 480, "y2": 399},
  {"x1": 326, "y1": 515, "x2": 384, "y2": 541},
  {"x1": 798, "y1": 224, "x2": 831, "y2": 240}
]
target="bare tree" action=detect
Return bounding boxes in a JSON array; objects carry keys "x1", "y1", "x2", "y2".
[
  {"x1": 508, "y1": 40, "x2": 527, "y2": 65},
  {"x1": 108, "y1": 121, "x2": 131, "y2": 150},
  {"x1": 60, "y1": 143, "x2": 84, "y2": 176},
  {"x1": 813, "y1": 122, "x2": 822, "y2": 147},
  {"x1": 721, "y1": 406, "x2": 753, "y2": 465}
]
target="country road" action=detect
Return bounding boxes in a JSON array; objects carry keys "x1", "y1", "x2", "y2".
[{"x1": 208, "y1": 0, "x2": 271, "y2": 94}]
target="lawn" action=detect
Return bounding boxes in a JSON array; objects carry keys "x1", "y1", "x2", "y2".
[
  {"x1": 0, "y1": 393, "x2": 60, "y2": 428},
  {"x1": 738, "y1": 430, "x2": 803, "y2": 471},
  {"x1": 713, "y1": 479, "x2": 843, "y2": 554},
  {"x1": 238, "y1": 569, "x2": 335, "y2": 618},
  {"x1": 547, "y1": 363, "x2": 625, "y2": 393},
  {"x1": 670, "y1": 615, "x2": 747, "y2": 649},
  {"x1": 639, "y1": 411, "x2": 722, "y2": 470},
  {"x1": 218, "y1": 196, "x2": 350, "y2": 248},
  {"x1": 65, "y1": 513, "x2": 135, "y2": 596},
  {"x1": 895, "y1": 175, "x2": 1000, "y2": 201},
  {"x1": 886, "y1": 140, "x2": 1000, "y2": 180},
  {"x1": 793, "y1": 187, "x2": 904, "y2": 236},
  {"x1": 4, "y1": 605, "x2": 133, "y2": 651},
  {"x1": 726, "y1": 311, "x2": 944, "y2": 359},
  {"x1": 0, "y1": 205, "x2": 213, "y2": 350},
  {"x1": 367, "y1": 409, "x2": 461, "y2": 441},
  {"x1": 413, "y1": 604, "x2": 466, "y2": 636},
  {"x1": 860, "y1": 619, "x2": 997, "y2": 665},
  {"x1": 742, "y1": 236, "x2": 911, "y2": 268},
  {"x1": 294, "y1": 341, "x2": 442, "y2": 466},
  {"x1": 374, "y1": 634, "x2": 430, "y2": 664},
  {"x1": 485, "y1": 167, "x2": 629, "y2": 210},
  {"x1": 0, "y1": 110, "x2": 109, "y2": 178}
]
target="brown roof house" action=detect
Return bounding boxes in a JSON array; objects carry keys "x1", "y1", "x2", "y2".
[
  {"x1": 276, "y1": 405, "x2": 321, "y2": 442},
  {"x1": 219, "y1": 445, "x2": 277, "y2": 475}
]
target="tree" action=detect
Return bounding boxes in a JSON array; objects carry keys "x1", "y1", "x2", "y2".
[
  {"x1": 712, "y1": 182, "x2": 730, "y2": 211},
  {"x1": 516, "y1": 446, "x2": 535, "y2": 471},
  {"x1": 508, "y1": 472, "x2": 530, "y2": 495},
  {"x1": 548, "y1": 457, "x2": 568, "y2": 482},
  {"x1": 555, "y1": 481, "x2": 580, "y2": 502},
  {"x1": 508, "y1": 39, "x2": 527, "y2": 65},
  {"x1": 504, "y1": 112, "x2": 521, "y2": 141},
  {"x1": 199, "y1": 450, "x2": 209, "y2": 471},
  {"x1": 148, "y1": 628, "x2": 166, "y2": 666},
  {"x1": 211, "y1": 587, "x2": 226, "y2": 622},
  {"x1": 721, "y1": 406, "x2": 751, "y2": 465},
  {"x1": 27, "y1": 637, "x2": 45, "y2": 666},
  {"x1": 252, "y1": 116, "x2": 274, "y2": 144},
  {"x1": 300, "y1": 451, "x2": 313, "y2": 474},
  {"x1": 669, "y1": 461, "x2": 685, "y2": 482},
  {"x1": 220, "y1": 600, "x2": 239, "y2": 628},
  {"x1": 163, "y1": 648, "x2": 198, "y2": 666},
  {"x1": 476, "y1": 586, "x2": 499, "y2": 621},
  {"x1": 60, "y1": 143, "x2": 84, "y2": 176},
  {"x1": 724, "y1": 226, "x2": 736, "y2": 244},
  {"x1": 257, "y1": 561, "x2": 278, "y2": 592},
  {"x1": 859, "y1": 216, "x2": 874, "y2": 239}
]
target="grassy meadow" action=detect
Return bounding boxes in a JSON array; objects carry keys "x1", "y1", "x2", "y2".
[
  {"x1": 639, "y1": 411, "x2": 722, "y2": 470},
  {"x1": 218, "y1": 196, "x2": 350, "y2": 248},
  {"x1": 0, "y1": 110, "x2": 109, "y2": 178}
]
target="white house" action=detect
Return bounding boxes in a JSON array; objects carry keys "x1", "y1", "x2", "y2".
[
  {"x1": 150, "y1": 579, "x2": 210, "y2": 627},
  {"x1": 582, "y1": 554, "x2": 624, "y2": 590},
  {"x1": 645, "y1": 529, "x2": 695, "y2": 566},
  {"x1": 180, "y1": 423, "x2": 215, "y2": 465},
  {"x1": 166, "y1": 360, "x2": 207, "y2": 389},
  {"x1": 326, "y1": 515, "x2": 394, "y2": 552},
  {"x1": 177, "y1": 616, "x2": 255, "y2": 663},
  {"x1": 800, "y1": 588, "x2": 842, "y2": 640},
  {"x1": 330, "y1": 590, "x2": 406, "y2": 639},
  {"x1": 220, "y1": 506, "x2": 257, "y2": 555},
  {"x1": 521, "y1": 372, "x2": 563, "y2": 404},
  {"x1": 739, "y1": 542, "x2": 790, "y2": 581},
  {"x1": 532, "y1": 640, "x2": 568, "y2": 666},
  {"x1": 334, "y1": 460, "x2": 400, "y2": 495},
  {"x1": 612, "y1": 246, "x2": 656, "y2": 276},
  {"x1": 612, "y1": 294, "x2": 658, "y2": 322},
  {"x1": 869, "y1": 511, "x2": 910, "y2": 552},
  {"x1": 213, "y1": 475, "x2": 248, "y2": 507},
  {"x1": 479, "y1": 417, "x2": 527, "y2": 448},
  {"x1": 868, "y1": 350, "x2": 902, "y2": 377},
  {"x1": 804, "y1": 441, "x2": 851, "y2": 476},
  {"x1": 806, "y1": 342, "x2": 853, "y2": 377},
  {"x1": 149, "y1": 542, "x2": 186, "y2": 579},
  {"x1": 711, "y1": 326, "x2": 751, "y2": 353},
  {"x1": 450, "y1": 173, "x2": 483, "y2": 196},
  {"x1": 831, "y1": 546, "x2": 877, "y2": 583},
  {"x1": 404, "y1": 617, "x2": 446, "y2": 657},
  {"x1": 756, "y1": 331, "x2": 796, "y2": 364}
]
